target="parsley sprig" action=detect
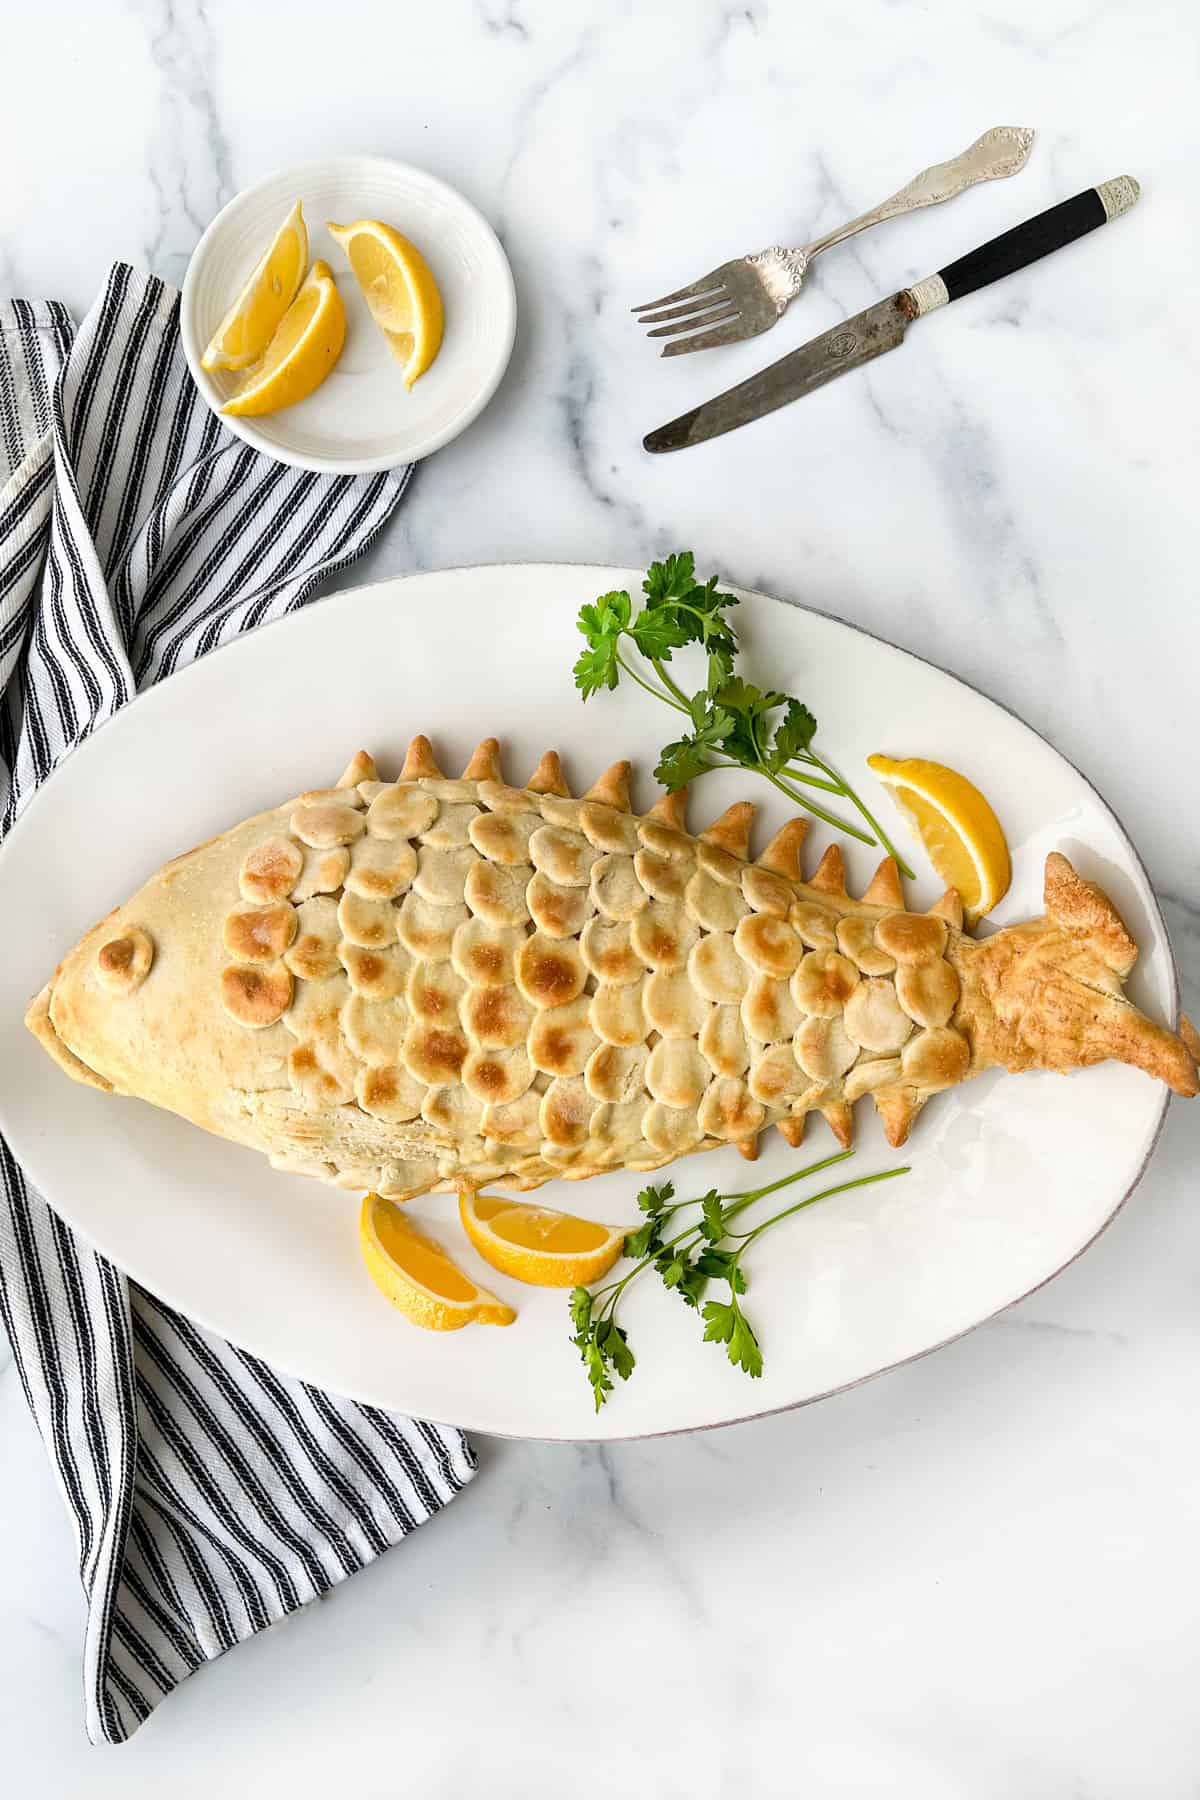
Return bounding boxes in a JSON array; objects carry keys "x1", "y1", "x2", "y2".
[
  {"x1": 573, "y1": 551, "x2": 912, "y2": 875},
  {"x1": 569, "y1": 1152, "x2": 910, "y2": 1410}
]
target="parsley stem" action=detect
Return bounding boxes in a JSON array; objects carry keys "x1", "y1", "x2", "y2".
[
  {"x1": 724, "y1": 1149, "x2": 854, "y2": 1215},
  {"x1": 804, "y1": 746, "x2": 915, "y2": 879},
  {"x1": 758, "y1": 765, "x2": 877, "y2": 845},
  {"x1": 607, "y1": 1151, "x2": 857, "y2": 1304},
  {"x1": 730, "y1": 1166, "x2": 912, "y2": 1252},
  {"x1": 614, "y1": 649, "x2": 688, "y2": 714},
  {"x1": 648, "y1": 655, "x2": 693, "y2": 711},
  {"x1": 776, "y1": 768, "x2": 844, "y2": 794},
  {"x1": 744, "y1": 716, "x2": 876, "y2": 846}
]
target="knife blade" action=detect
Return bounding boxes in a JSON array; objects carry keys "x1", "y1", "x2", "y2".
[
  {"x1": 643, "y1": 177, "x2": 1140, "y2": 453},
  {"x1": 643, "y1": 295, "x2": 910, "y2": 453}
]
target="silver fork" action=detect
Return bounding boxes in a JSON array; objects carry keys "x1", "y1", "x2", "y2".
[{"x1": 633, "y1": 126, "x2": 1034, "y2": 355}]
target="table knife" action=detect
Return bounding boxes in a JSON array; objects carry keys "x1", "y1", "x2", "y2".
[{"x1": 643, "y1": 177, "x2": 1139, "y2": 453}]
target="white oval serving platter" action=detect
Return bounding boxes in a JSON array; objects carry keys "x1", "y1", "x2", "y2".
[{"x1": 0, "y1": 566, "x2": 1178, "y2": 1439}]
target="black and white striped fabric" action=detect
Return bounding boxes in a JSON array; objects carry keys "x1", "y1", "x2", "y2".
[{"x1": 0, "y1": 269, "x2": 476, "y2": 1746}]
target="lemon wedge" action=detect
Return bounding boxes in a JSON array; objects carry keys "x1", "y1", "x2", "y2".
[
  {"x1": 867, "y1": 754, "x2": 1011, "y2": 924},
  {"x1": 327, "y1": 218, "x2": 444, "y2": 387},
  {"x1": 222, "y1": 260, "x2": 346, "y2": 418},
  {"x1": 459, "y1": 1191, "x2": 626, "y2": 1289},
  {"x1": 201, "y1": 201, "x2": 309, "y2": 373},
  {"x1": 360, "y1": 1194, "x2": 515, "y2": 1330}
]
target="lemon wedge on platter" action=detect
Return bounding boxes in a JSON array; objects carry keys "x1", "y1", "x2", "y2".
[
  {"x1": 459, "y1": 1191, "x2": 626, "y2": 1289},
  {"x1": 867, "y1": 754, "x2": 1011, "y2": 924},
  {"x1": 359, "y1": 1194, "x2": 515, "y2": 1331}
]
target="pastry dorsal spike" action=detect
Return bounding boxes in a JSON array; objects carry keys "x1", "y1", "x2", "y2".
[
  {"x1": 401, "y1": 735, "x2": 443, "y2": 780},
  {"x1": 337, "y1": 749, "x2": 378, "y2": 788},
  {"x1": 736, "y1": 1134, "x2": 761, "y2": 1162},
  {"x1": 583, "y1": 760, "x2": 633, "y2": 811},
  {"x1": 647, "y1": 788, "x2": 688, "y2": 830},
  {"x1": 757, "y1": 818, "x2": 810, "y2": 880},
  {"x1": 777, "y1": 1115, "x2": 807, "y2": 1148},
  {"x1": 820, "y1": 1099, "x2": 854, "y2": 1148},
  {"x1": 873, "y1": 1085, "x2": 920, "y2": 1148},
  {"x1": 700, "y1": 801, "x2": 755, "y2": 860},
  {"x1": 1044, "y1": 850, "x2": 1137, "y2": 975},
  {"x1": 807, "y1": 843, "x2": 846, "y2": 896},
  {"x1": 861, "y1": 856, "x2": 903, "y2": 908},
  {"x1": 527, "y1": 750, "x2": 570, "y2": 797},
  {"x1": 929, "y1": 886, "x2": 964, "y2": 930},
  {"x1": 461, "y1": 737, "x2": 502, "y2": 782}
]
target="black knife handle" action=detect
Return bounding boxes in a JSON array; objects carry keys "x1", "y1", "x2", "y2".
[{"x1": 904, "y1": 177, "x2": 1139, "y2": 317}]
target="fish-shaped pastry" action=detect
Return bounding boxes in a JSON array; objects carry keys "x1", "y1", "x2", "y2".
[{"x1": 26, "y1": 737, "x2": 1198, "y2": 1201}]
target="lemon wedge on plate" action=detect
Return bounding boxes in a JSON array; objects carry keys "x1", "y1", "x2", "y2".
[
  {"x1": 201, "y1": 201, "x2": 309, "y2": 372},
  {"x1": 867, "y1": 754, "x2": 1011, "y2": 924},
  {"x1": 222, "y1": 260, "x2": 346, "y2": 418},
  {"x1": 459, "y1": 1191, "x2": 626, "y2": 1289},
  {"x1": 360, "y1": 1194, "x2": 515, "y2": 1331},
  {"x1": 327, "y1": 218, "x2": 444, "y2": 387}
]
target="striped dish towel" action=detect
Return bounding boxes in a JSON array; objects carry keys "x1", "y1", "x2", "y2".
[{"x1": 0, "y1": 268, "x2": 476, "y2": 1746}]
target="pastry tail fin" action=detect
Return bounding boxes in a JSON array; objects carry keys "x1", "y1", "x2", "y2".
[{"x1": 958, "y1": 854, "x2": 1199, "y2": 1099}]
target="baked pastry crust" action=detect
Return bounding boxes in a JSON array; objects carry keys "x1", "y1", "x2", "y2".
[{"x1": 28, "y1": 739, "x2": 1197, "y2": 1200}]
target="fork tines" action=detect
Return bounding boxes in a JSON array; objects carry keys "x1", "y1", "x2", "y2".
[{"x1": 632, "y1": 259, "x2": 774, "y2": 356}]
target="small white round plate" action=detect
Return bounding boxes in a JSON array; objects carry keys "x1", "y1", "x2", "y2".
[
  {"x1": 0, "y1": 568, "x2": 1181, "y2": 1440},
  {"x1": 180, "y1": 157, "x2": 516, "y2": 472}
]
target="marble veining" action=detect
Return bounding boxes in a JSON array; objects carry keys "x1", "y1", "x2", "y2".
[
  {"x1": 1, "y1": 0, "x2": 1198, "y2": 1791},
  {"x1": 140, "y1": 0, "x2": 235, "y2": 288}
]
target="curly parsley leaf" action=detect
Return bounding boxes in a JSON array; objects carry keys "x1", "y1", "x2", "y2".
[
  {"x1": 573, "y1": 591, "x2": 632, "y2": 699},
  {"x1": 699, "y1": 1190, "x2": 727, "y2": 1245},
  {"x1": 642, "y1": 551, "x2": 697, "y2": 606},
  {"x1": 628, "y1": 605, "x2": 696, "y2": 662},
  {"x1": 695, "y1": 1248, "x2": 747, "y2": 1292},
  {"x1": 598, "y1": 1318, "x2": 635, "y2": 1383},
  {"x1": 654, "y1": 704, "x2": 735, "y2": 791},
  {"x1": 767, "y1": 699, "x2": 818, "y2": 772},
  {"x1": 702, "y1": 1297, "x2": 763, "y2": 1379},
  {"x1": 655, "y1": 1249, "x2": 688, "y2": 1291},
  {"x1": 623, "y1": 1219, "x2": 663, "y2": 1261},
  {"x1": 568, "y1": 1285, "x2": 593, "y2": 1335},
  {"x1": 637, "y1": 1182, "x2": 675, "y2": 1216}
]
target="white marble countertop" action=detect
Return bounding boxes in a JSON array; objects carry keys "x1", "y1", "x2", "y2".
[{"x1": 3, "y1": 0, "x2": 1198, "y2": 1791}]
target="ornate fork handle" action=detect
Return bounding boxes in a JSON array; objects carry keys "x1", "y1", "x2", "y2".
[{"x1": 802, "y1": 126, "x2": 1035, "y2": 262}]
